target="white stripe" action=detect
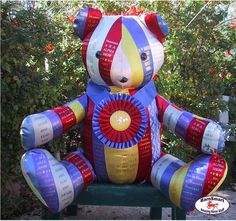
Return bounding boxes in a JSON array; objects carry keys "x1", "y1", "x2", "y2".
[
  {"x1": 31, "y1": 114, "x2": 53, "y2": 146},
  {"x1": 163, "y1": 105, "x2": 183, "y2": 131},
  {"x1": 86, "y1": 16, "x2": 119, "y2": 86},
  {"x1": 137, "y1": 16, "x2": 164, "y2": 76},
  {"x1": 110, "y1": 42, "x2": 133, "y2": 88},
  {"x1": 42, "y1": 150, "x2": 74, "y2": 211},
  {"x1": 148, "y1": 99, "x2": 161, "y2": 165},
  {"x1": 151, "y1": 154, "x2": 180, "y2": 190},
  {"x1": 201, "y1": 122, "x2": 220, "y2": 153}
]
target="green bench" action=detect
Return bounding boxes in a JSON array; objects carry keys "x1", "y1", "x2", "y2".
[{"x1": 44, "y1": 183, "x2": 186, "y2": 220}]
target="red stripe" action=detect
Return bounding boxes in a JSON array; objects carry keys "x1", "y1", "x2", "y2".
[
  {"x1": 135, "y1": 109, "x2": 152, "y2": 182},
  {"x1": 64, "y1": 153, "x2": 94, "y2": 189},
  {"x1": 99, "y1": 100, "x2": 141, "y2": 143},
  {"x1": 201, "y1": 154, "x2": 227, "y2": 196},
  {"x1": 186, "y1": 118, "x2": 209, "y2": 149},
  {"x1": 144, "y1": 14, "x2": 166, "y2": 43},
  {"x1": 82, "y1": 31, "x2": 93, "y2": 70},
  {"x1": 156, "y1": 95, "x2": 169, "y2": 122},
  {"x1": 128, "y1": 88, "x2": 138, "y2": 96},
  {"x1": 52, "y1": 106, "x2": 76, "y2": 131},
  {"x1": 82, "y1": 99, "x2": 95, "y2": 169},
  {"x1": 98, "y1": 17, "x2": 121, "y2": 85},
  {"x1": 83, "y1": 8, "x2": 102, "y2": 39}
]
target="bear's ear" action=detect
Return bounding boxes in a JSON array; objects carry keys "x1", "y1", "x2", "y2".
[
  {"x1": 143, "y1": 14, "x2": 170, "y2": 43},
  {"x1": 73, "y1": 7, "x2": 102, "y2": 40}
]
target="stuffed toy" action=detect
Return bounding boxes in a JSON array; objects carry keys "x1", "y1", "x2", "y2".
[{"x1": 20, "y1": 7, "x2": 228, "y2": 213}]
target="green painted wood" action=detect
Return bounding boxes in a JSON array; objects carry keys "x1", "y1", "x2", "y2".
[
  {"x1": 176, "y1": 207, "x2": 186, "y2": 220},
  {"x1": 45, "y1": 183, "x2": 186, "y2": 220},
  {"x1": 172, "y1": 206, "x2": 186, "y2": 220},
  {"x1": 150, "y1": 207, "x2": 162, "y2": 219},
  {"x1": 76, "y1": 183, "x2": 173, "y2": 207}
]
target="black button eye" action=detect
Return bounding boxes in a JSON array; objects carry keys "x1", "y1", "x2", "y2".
[
  {"x1": 141, "y1": 52, "x2": 147, "y2": 60},
  {"x1": 96, "y1": 51, "x2": 102, "y2": 59}
]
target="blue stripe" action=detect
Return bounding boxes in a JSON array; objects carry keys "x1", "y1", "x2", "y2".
[
  {"x1": 175, "y1": 111, "x2": 194, "y2": 139},
  {"x1": 87, "y1": 80, "x2": 157, "y2": 108},
  {"x1": 61, "y1": 160, "x2": 84, "y2": 198},
  {"x1": 156, "y1": 15, "x2": 170, "y2": 36},
  {"x1": 180, "y1": 155, "x2": 210, "y2": 210},
  {"x1": 73, "y1": 7, "x2": 88, "y2": 39},
  {"x1": 43, "y1": 111, "x2": 63, "y2": 139},
  {"x1": 123, "y1": 17, "x2": 154, "y2": 86},
  {"x1": 87, "y1": 80, "x2": 109, "y2": 105},
  {"x1": 92, "y1": 134, "x2": 109, "y2": 182},
  {"x1": 21, "y1": 116, "x2": 35, "y2": 149},
  {"x1": 28, "y1": 150, "x2": 59, "y2": 212},
  {"x1": 160, "y1": 160, "x2": 184, "y2": 199},
  {"x1": 77, "y1": 94, "x2": 88, "y2": 111},
  {"x1": 133, "y1": 80, "x2": 157, "y2": 108}
]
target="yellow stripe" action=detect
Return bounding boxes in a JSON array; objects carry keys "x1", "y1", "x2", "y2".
[
  {"x1": 208, "y1": 162, "x2": 228, "y2": 196},
  {"x1": 169, "y1": 162, "x2": 191, "y2": 208},
  {"x1": 194, "y1": 115, "x2": 206, "y2": 121},
  {"x1": 21, "y1": 157, "x2": 47, "y2": 207},
  {"x1": 122, "y1": 25, "x2": 143, "y2": 88},
  {"x1": 104, "y1": 145, "x2": 139, "y2": 184},
  {"x1": 68, "y1": 101, "x2": 85, "y2": 123},
  {"x1": 109, "y1": 86, "x2": 130, "y2": 94}
]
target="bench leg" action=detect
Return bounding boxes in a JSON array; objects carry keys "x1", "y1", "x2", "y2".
[
  {"x1": 66, "y1": 204, "x2": 78, "y2": 216},
  {"x1": 42, "y1": 207, "x2": 63, "y2": 220},
  {"x1": 172, "y1": 207, "x2": 186, "y2": 220},
  {"x1": 150, "y1": 207, "x2": 162, "y2": 219}
]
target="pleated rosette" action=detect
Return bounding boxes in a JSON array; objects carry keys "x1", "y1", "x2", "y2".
[{"x1": 92, "y1": 94, "x2": 148, "y2": 148}]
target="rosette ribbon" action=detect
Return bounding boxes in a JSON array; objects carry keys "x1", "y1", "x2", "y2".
[{"x1": 92, "y1": 93, "x2": 148, "y2": 148}]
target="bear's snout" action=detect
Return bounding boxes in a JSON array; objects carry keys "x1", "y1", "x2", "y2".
[{"x1": 120, "y1": 77, "x2": 128, "y2": 83}]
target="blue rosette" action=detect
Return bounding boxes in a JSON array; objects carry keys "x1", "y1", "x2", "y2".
[{"x1": 92, "y1": 93, "x2": 148, "y2": 148}]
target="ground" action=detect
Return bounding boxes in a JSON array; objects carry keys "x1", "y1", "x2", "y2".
[{"x1": 14, "y1": 190, "x2": 236, "y2": 220}]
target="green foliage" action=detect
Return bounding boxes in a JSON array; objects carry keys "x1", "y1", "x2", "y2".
[{"x1": 1, "y1": 0, "x2": 235, "y2": 219}]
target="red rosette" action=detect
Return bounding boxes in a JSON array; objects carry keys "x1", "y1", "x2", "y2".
[{"x1": 92, "y1": 94, "x2": 148, "y2": 148}]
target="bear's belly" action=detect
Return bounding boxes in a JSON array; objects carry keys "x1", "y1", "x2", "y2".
[
  {"x1": 103, "y1": 145, "x2": 140, "y2": 184},
  {"x1": 82, "y1": 98, "x2": 161, "y2": 184}
]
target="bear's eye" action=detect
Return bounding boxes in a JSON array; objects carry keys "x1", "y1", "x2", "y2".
[
  {"x1": 141, "y1": 52, "x2": 147, "y2": 61},
  {"x1": 96, "y1": 51, "x2": 102, "y2": 59}
]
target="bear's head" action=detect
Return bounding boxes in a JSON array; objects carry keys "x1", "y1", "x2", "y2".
[{"x1": 73, "y1": 7, "x2": 169, "y2": 89}]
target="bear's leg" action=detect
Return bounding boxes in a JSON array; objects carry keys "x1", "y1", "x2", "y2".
[
  {"x1": 21, "y1": 149, "x2": 96, "y2": 213},
  {"x1": 151, "y1": 152, "x2": 227, "y2": 211}
]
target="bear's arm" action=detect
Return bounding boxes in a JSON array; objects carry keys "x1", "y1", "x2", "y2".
[
  {"x1": 156, "y1": 95, "x2": 225, "y2": 154},
  {"x1": 20, "y1": 93, "x2": 88, "y2": 150}
]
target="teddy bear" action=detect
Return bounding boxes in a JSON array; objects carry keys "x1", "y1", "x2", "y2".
[{"x1": 20, "y1": 7, "x2": 228, "y2": 214}]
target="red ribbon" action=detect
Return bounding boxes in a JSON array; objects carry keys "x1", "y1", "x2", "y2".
[
  {"x1": 202, "y1": 154, "x2": 227, "y2": 196},
  {"x1": 64, "y1": 152, "x2": 94, "y2": 189},
  {"x1": 52, "y1": 106, "x2": 76, "y2": 132}
]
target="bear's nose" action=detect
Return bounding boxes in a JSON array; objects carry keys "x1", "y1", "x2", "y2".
[{"x1": 120, "y1": 77, "x2": 128, "y2": 83}]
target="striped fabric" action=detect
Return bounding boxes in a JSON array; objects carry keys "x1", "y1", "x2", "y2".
[
  {"x1": 84, "y1": 15, "x2": 164, "y2": 88},
  {"x1": 20, "y1": 94, "x2": 87, "y2": 149},
  {"x1": 151, "y1": 153, "x2": 227, "y2": 211},
  {"x1": 156, "y1": 95, "x2": 225, "y2": 154},
  {"x1": 82, "y1": 95, "x2": 160, "y2": 184},
  {"x1": 21, "y1": 149, "x2": 95, "y2": 213}
]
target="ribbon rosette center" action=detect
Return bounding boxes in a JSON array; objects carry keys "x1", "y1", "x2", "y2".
[{"x1": 110, "y1": 111, "x2": 131, "y2": 131}]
